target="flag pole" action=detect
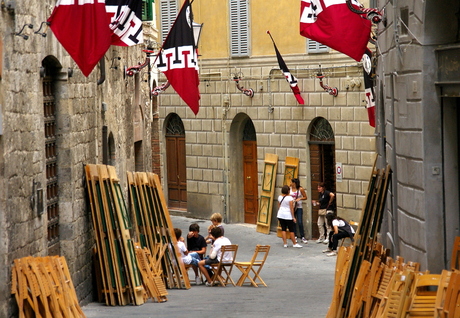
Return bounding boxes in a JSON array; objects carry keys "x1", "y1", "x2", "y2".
[{"x1": 266, "y1": 30, "x2": 276, "y2": 45}]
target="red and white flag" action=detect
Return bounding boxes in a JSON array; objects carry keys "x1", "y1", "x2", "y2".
[
  {"x1": 267, "y1": 31, "x2": 304, "y2": 105},
  {"x1": 106, "y1": 0, "x2": 143, "y2": 46},
  {"x1": 156, "y1": 0, "x2": 200, "y2": 115},
  {"x1": 48, "y1": 0, "x2": 143, "y2": 77},
  {"x1": 363, "y1": 49, "x2": 375, "y2": 127},
  {"x1": 48, "y1": 0, "x2": 112, "y2": 77},
  {"x1": 300, "y1": 0, "x2": 371, "y2": 62}
]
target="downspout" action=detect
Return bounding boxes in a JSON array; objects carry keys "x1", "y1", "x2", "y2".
[
  {"x1": 97, "y1": 58, "x2": 105, "y2": 85},
  {"x1": 222, "y1": 94, "x2": 230, "y2": 223},
  {"x1": 389, "y1": 72, "x2": 399, "y2": 257}
]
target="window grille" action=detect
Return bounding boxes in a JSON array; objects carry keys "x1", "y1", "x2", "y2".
[{"x1": 310, "y1": 117, "x2": 334, "y2": 141}]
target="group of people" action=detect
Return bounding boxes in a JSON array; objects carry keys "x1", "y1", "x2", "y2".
[
  {"x1": 174, "y1": 213, "x2": 230, "y2": 287},
  {"x1": 277, "y1": 179, "x2": 355, "y2": 256},
  {"x1": 174, "y1": 180, "x2": 355, "y2": 288}
]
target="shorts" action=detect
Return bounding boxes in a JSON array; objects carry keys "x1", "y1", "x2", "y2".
[
  {"x1": 278, "y1": 218, "x2": 296, "y2": 233},
  {"x1": 204, "y1": 257, "x2": 219, "y2": 266}
]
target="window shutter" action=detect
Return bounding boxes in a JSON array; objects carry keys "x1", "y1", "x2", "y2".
[
  {"x1": 160, "y1": 0, "x2": 178, "y2": 42},
  {"x1": 307, "y1": 39, "x2": 329, "y2": 53},
  {"x1": 230, "y1": 0, "x2": 250, "y2": 57},
  {"x1": 142, "y1": 0, "x2": 154, "y2": 21}
]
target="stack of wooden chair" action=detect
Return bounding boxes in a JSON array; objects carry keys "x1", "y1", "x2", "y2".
[
  {"x1": 85, "y1": 164, "x2": 189, "y2": 306},
  {"x1": 326, "y1": 160, "x2": 460, "y2": 318},
  {"x1": 11, "y1": 256, "x2": 85, "y2": 318},
  {"x1": 328, "y1": 246, "x2": 460, "y2": 318}
]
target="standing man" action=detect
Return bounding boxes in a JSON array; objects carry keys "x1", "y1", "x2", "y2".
[{"x1": 312, "y1": 182, "x2": 335, "y2": 244}]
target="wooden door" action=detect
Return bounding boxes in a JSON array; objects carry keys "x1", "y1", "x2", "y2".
[
  {"x1": 243, "y1": 140, "x2": 258, "y2": 223},
  {"x1": 310, "y1": 143, "x2": 336, "y2": 239},
  {"x1": 166, "y1": 136, "x2": 187, "y2": 209}
]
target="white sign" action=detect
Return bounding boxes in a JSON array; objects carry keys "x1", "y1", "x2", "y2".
[{"x1": 336, "y1": 162, "x2": 342, "y2": 182}]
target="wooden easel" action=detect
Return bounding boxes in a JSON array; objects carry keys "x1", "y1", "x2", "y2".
[{"x1": 256, "y1": 153, "x2": 278, "y2": 234}]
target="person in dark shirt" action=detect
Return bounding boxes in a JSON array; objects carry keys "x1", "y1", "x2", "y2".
[{"x1": 186, "y1": 223, "x2": 207, "y2": 260}]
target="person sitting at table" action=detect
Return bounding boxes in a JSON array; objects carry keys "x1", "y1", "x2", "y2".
[{"x1": 198, "y1": 226, "x2": 232, "y2": 286}]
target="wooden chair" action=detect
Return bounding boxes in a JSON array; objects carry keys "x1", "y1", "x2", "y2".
[
  {"x1": 434, "y1": 270, "x2": 452, "y2": 318},
  {"x1": 184, "y1": 263, "x2": 204, "y2": 285},
  {"x1": 380, "y1": 270, "x2": 414, "y2": 318},
  {"x1": 442, "y1": 270, "x2": 460, "y2": 318},
  {"x1": 450, "y1": 236, "x2": 460, "y2": 271},
  {"x1": 209, "y1": 244, "x2": 238, "y2": 287},
  {"x1": 405, "y1": 273, "x2": 441, "y2": 317},
  {"x1": 234, "y1": 245, "x2": 270, "y2": 287},
  {"x1": 340, "y1": 220, "x2": 359, "y2": 247}
]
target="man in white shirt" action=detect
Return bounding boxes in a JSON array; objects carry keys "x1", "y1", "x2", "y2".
[{"x1": 198, "y1": 226, "x2": 232, "y2": 286}]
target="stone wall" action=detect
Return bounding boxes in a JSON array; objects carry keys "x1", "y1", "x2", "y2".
[
  {"x1": 0, "y1": 1, "x2": 154, "y2": 316},
  {"x1": 158, "y1": 54, "x2": 376, "y2": 235},
  {"x1": 375, "y1": 0, "x2": 460, "y2": 272}
]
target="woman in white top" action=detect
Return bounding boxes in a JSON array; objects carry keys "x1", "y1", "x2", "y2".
[
  {"x1": 277, "y1": 185, "x2": 303, "y2": 248},
  {"x1": 323, "y1": 213, "x2": 355, "y2": 256},
  {"x1": 290, "y1": 178, "x2": 308, "y2": 244}
]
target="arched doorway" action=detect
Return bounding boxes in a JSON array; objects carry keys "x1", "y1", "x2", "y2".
[
  {"x1": 229, "y1": 113, "x2": 258, "y2": 223},
  {"x1": 242, "y1": 119, "x2": 258, "y2": 224},
  {"x1": 309, "y1": 117, "x2": 336, "y2": 239},
  {"x1": 165, "y1": 113, "x2": 187, "y2": 210}
]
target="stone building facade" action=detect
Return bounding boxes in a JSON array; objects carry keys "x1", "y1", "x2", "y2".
[
  {"x1": 0, "y1": 1, "x2": 158, "y2": 316},
  {"x1": 156, "y1": 0, "x2": 376, "y2": 239},
  {"x1": 375, "y1": 0, "x2": 460, "y2": 273}
]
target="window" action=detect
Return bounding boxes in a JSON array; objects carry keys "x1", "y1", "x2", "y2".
[
  {"x1": 142, "y1": 0, "x2": 154, "y2": 21},
  {"x1": 400, "y1": 7, "x2": 408, "y2": 36},
  {"x1": 230, "y1": 0, "x2": 250, "y2": 57},
  {"x1": 308, "y1": 39, "x2": 329, "y2": 54},
  {"x1": 160, "y1": 0, "x2": 177, "y2": 42}
]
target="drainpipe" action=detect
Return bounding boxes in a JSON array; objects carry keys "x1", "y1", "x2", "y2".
[
  {"x1": 97, "y1": 58, "x2": 105, "y2": 85},
  {"x1": 389, "y1": 72, "x2": 399, "y2": 257},
  {"x1": 222, "y1": 95, "x2": 230, "y2": 223}
]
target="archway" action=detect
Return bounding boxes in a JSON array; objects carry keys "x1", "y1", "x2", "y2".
[
  {"x1": 164, "y1": 113, "x2": 187, "y2": 210},
  {"x1": 229, "y1": 113, "x2": 258, "y2": 223}
]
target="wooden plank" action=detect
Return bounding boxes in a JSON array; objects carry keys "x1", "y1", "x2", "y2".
[
  {"x1": 150, "y1": 173, "x2": 191, "y2": 289},
  {"x1": 107, "y1": 166, "x2": 145, "y2": 305},
  {"x1": 85, "y1": 164, "x2": 115, "y2": 306},
  {"x1": 256, "y1": 153, "x2": 279, "y2": 234},
  {"x1": 277, "y1": 157, "x2": 299, "y2": 237},
  {"x1": 96, "y1": 165, "x2": 129, "y2": 306},
  {"x1": 337, "y1": 163, "x2": 392, "y2": 318}
]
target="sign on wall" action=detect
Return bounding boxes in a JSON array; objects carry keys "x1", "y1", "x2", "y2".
[{"x1": 336, "y1": 162, "x2": 342, "y2": 182}]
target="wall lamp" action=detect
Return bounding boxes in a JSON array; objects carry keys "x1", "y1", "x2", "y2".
[
  {"x1": 316, "y1": 66, "x2": 338, "y2": 97},
  {"x1": 110, "y1": 57, "x2": 121, "y2": 70},
  {"x1": 30, "y1": 179, "x2": 44, "y2": 216},
  {"x1": 1, "y1": 0, "x2": 15, "y2": 13},
  {"x1": 232, "y1": 72, "x2": 254, "y2": 98},
  {"x1": 34, "y1": 21, "x2": 50, "y2": 37},
  {"x1": 15, "y1": 23, "x2": 33, "y2": 40}
]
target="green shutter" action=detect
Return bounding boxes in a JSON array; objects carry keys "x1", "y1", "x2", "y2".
[{"x1": 142, "y1": 0, "x2": 154, "y2": 21}]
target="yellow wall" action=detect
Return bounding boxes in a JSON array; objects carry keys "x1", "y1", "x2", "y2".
[
  {"x1": 158, "y1": 0, "x2": 307, "y2": 59},
  {"x1": 158, "y1": 0, "x2": 371, "y2": 58},
  {"x1": 250, "y1": 1, "x2": 307, "y2": 56},
  {"x1": 192, "y1": 0, "x2": 229, "y2": 58}
]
